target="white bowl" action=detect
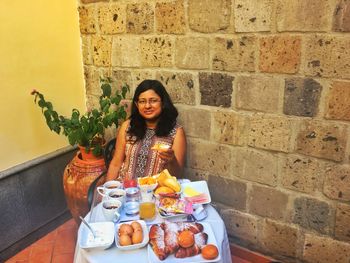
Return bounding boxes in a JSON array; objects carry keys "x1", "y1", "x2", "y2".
[
  {"x1": 138, "y1": 177, "x2": 158, "y2": 193},
  {"x1": 115, "y1": 220, "x2": 149, "y2": 250},
  {"x1": 139, "y1": 182, "x2": 158, "y2": 193},
  {"x1": 79, "y1": 221, "x2": 115, "y2": 250}
]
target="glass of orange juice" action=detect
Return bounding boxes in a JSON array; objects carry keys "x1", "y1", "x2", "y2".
[{"x1": 139, "y1": 193, "x2": 156, "y2": 221}]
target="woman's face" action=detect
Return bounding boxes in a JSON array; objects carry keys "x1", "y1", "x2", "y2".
[{"x1": 136, "y1": 89, "x2": 162, "y2": 122}]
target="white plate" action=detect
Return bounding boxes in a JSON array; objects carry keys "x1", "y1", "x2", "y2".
[
  {"x1": 147, "y1": 222, "x2": 221, "y2": 263},
  {"x1": 156, "y1": 195, "x2": 189, "y2": 220},
  {"x1": 115, "y1": 220, "x2": 149, "y2": 250},
  {"x1": 181, "y1": 181, "x2": 211, "y2": 205},
  {"x1": 158, "y1": 210, "x2": 189, "y2": 220},
  {"x1": 79, "y1": 222, "x2": 115, "y2": 250}
]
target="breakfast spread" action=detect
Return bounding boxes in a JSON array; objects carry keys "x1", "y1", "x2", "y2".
[
  {"x1": 148, "y1": 221, "x2": 218, "y2": 261},
  {"x1": 81, "y1": 169, "x2": 219, "y2": 261}
]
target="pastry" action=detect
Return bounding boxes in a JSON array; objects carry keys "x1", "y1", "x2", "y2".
[
  {"x1": 175, "y1": 244, "x2": 201, "y2": 258},
  {"x1": 162, "y1": 222, "x2": 179, "y2": 254},
  {"x1": 151, "y1": 143, "x2": 170, "y2": 151},
  {"x1": 156, "y1": 169, "x2": 181, "y2": 192},
  {"x1": 155, "y1": 186, "x2": 175, "y2": 195},
  {"x1": 149, "y1": 225, "x2": 168, "y2": 260},
  {"x1": 178, "y1": 230, "x2": 195, "y2": 248},
  {"x1": 201, "y1": 244, "x2": 219, "y2": 260},
  {"x1": 194, "y1": 232, "x2": 208, "y2": 249},
  {"x1": 177, "y1": 222, "x2": 204, "y2": 234},
  {"x1": 149, "y1": 222, "x2": 209, "y2": 260}
]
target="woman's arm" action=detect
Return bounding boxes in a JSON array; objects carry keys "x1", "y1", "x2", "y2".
[
  {"x1": 158, "y1": 127, "x2": 187, "y2": 178},
  {"x1": 106, "y1": 120, "x2": 129, "y2": 181}
]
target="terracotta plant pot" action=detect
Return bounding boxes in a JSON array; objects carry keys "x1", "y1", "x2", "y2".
[
  {"x1": 63, "y1": 151, "x2": 106, "y2": 224},
  {"x1": 77, "y1": 145, "x2": 103, "y2": 161}
]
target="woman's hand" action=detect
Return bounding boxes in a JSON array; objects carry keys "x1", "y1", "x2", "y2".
[
  {"x1": 156, "y1": 127, "x2": 186, "y2": 178},
  {"x1": 157, "y1": 148, "x2": 175, "y2": 163}
]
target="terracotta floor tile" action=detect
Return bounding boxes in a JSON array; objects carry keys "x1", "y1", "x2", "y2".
[
  {"x1": 28, "y1": 243, "x2": 54, "y2": 263},
  {"x1": 52, "y1": 228, "x2": 77, "y2": 255},
  {"x1": 6, "y1": 260, "x2": 29, "y2": 263},
  {"x1": 57, "y1": 219, "x2": 78, "y2": 233},
  {"x1": 231, "y1": 244, "x2": 274, "y2": 263},
  {"x1": 6, "y1": 220, "x2": 77, "y2": 263},
  {"x1": 35, "y1": 230, "x2": 58, "y2": 246},
  {"x1": 232, "y1": 255, "x2": 251, "y2": 263},
  {"x1": 51, "y1": 252, "x2": 74, "y2": 263},
  {"x1": 5, "y1": 245, "x2": 31, "y2": 262}
]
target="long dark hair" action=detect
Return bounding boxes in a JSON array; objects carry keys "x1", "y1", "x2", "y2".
[{"x1": 129, "y1": 79, "x2": 178, "y2": 140}]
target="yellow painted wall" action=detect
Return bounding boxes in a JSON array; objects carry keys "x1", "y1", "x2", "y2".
[{"x1": 0, "y1": 1, "x2": 85, "y2": 171}]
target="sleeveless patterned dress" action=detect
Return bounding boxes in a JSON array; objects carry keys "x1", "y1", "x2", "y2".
[{"x1": 120, "y1": 124, "x2": 180, "y2": 179}]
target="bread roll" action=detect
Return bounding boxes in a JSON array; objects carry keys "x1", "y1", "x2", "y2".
[
  {"x1": 201, "y1": 244, "x2": 219, "y2": 260},
  {"x1": 178, "y1": 230, "x2": 195, "y2": 248}
]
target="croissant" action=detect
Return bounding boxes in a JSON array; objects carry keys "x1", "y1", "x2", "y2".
[
  {"x1": 149, "y1": 222, "x2": 208, "y2": 260},
  {"x1": 174, "y1": 244, "x2": 201, "y2": 258},
  {"x1": 149, "y1": 225, "x2": 168, "y2": 260},
  {"x1": 177, "y1": 222, "x2": 204, "y2": 234},
  {"x1": 162, "y1": 222, "x2": 179, "y2": 254},
  {"x1": 194, "y1": 232, "x2": 208, "y2": 249}
]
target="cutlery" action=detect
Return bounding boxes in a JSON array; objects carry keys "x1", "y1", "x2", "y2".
[{"x1": 79, "y1": 216, "x2": 97, "y2": 239}]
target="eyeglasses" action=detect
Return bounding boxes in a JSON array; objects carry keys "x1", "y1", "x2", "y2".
[{"x1": 137, "y1": 98, "x2": 161, "y2": 106}]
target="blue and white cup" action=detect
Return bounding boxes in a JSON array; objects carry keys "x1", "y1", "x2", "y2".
[
  {"x1": 102, "y1": 199, "x2": 122, "y2": 222},
  {"x1": 97, "y1": 180, "x2": 122, "y2": 196},
  {"x1": 105, "y1": 188, "x2": 126, "y2": 204}
]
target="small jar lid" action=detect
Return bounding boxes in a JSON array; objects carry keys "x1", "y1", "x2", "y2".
[{"x1": 126, "y1": 187, "x2": 140, "y2": 196}]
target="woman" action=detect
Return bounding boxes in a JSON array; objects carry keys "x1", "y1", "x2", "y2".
[{"x1": 106, "y1": 79, "x2": 186, "y2": 181}]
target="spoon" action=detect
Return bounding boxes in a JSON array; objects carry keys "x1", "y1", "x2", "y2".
[{"x1": 79, "y1": 216, "x2": 97, "y2": 239}]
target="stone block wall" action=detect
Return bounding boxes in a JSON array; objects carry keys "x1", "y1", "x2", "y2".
[{"x1": 77, "y1": 0, "x2": 350, "y2": 262}]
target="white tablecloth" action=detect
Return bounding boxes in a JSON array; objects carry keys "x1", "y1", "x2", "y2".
[{"x1": 74, "y1": 205, "x2": 232, "y2": 263}]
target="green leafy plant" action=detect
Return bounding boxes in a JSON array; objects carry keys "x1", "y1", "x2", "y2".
[{"x1": 31, "y1": 77, "x2": 129, "y2": 157}]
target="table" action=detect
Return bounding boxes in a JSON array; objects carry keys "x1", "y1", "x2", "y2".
[{"x1": 74, "y1": 205, "x2": 232, "y2": 263}]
